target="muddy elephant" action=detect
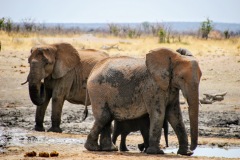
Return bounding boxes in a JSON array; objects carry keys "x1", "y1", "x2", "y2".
[
  {"x1": 112, "y1": 114, "x2": 168, "y2": 152},
  {"x1": 26, "y1": 43, "x2": 108, "y2": 132},
  {"x1": 111, "y1": 48, "x2": 193, "y2": 152},
  {"x1": 84, "y1": 47, "x2": 201, "y2": 155},
  {"x1": 176, "y1": 48, "x2": 193, "y2": 56}
]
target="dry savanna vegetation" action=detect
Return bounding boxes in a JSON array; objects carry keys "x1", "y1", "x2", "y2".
[{"x1": 1, "y1": 30, "x2": 240, "y2": 56}]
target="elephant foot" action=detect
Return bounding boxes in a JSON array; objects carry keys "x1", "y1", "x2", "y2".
[
  {"x1": 146, "y1": 146, "x2": 164, "y2": 154},
  {"x1": 100, "y1": 143, "x2": 118, "y2": 151},
  {"x1": 84, "y1": 140, "x2": 100, "y2": 151},
  {"x1": 190, "y1": 143, "x2": 197, "y2": 151},
  {"x1": 34, "y1": 125, "x2": 45, "y2": 132},
  {"x1": 47, "y1": 127, "x2": 62, "y2": 133},
  {"x1": 177, "y1": 148, "x2": 193, "y2": 156},
  {"x1": 138, "y1": 143, "x2": 145, "y2": 152},
  {"x1": 120, "y1": 145, "x2": 129, "y2": 152}
]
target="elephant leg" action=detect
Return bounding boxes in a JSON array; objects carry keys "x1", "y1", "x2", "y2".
[
  {"x1": 139, "y1": 129, "x2": 149, "y2": 152},
  {"x1": 84, "y1": 120, "x2": 103, "y2": 151},
  {"x1": 48, "y1": 96, "x2": 64, "y2": 133},
  {"x1": 146, "y1": 105, "x2": 166, "y2": 154},
  {"x1": 100, "y1": 121, "x2": 118, "y2": 151},
  {"x1": 166, "y1": 103, "x2": 193, "y2": 156},
  {"x1": 85, "y1": 103, "x2": 117, "y2": 151},
  {"x1": 35, "y1": 89, "x2": 52, "y2": 132},
  {"x1": 112, "y1": 125, "x2": 120, "y2": 145},
  {"x1": 163, "y1": 118, "x2": 169, "y2": 147},
  {"x1": 119, "y1": 133, "x2": 129, "y2": 151}
]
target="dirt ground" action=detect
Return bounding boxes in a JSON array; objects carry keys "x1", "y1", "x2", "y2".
[{"x1": 0, "y1": 37, "x2": 240, "y2": 159}]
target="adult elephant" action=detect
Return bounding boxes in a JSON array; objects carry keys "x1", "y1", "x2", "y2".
[
  {"x1": 25, "y1": 42, "x2": 108, "y2": 133},
  {"x1": 84, "y1": 48, "x2": 202, "y2": 155}
]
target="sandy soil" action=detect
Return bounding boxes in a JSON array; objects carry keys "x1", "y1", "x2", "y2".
[{"x1": 0, "y1": 38, "x2": 240, "y2": 159}]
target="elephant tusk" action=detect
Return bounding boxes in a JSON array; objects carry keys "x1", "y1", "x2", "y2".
[{"x1": 21, "y1": 80, "x2": 28, "y2": 85}]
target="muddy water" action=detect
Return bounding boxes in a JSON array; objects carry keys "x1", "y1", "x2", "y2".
[
  {"x1": 1, "y1": 127, "x2": 239, "y2": 158},
  {"x1": 164, "y1": 147, "x2": 240, "y2": 158},
  {"x1": 0, "y1": 127, "x2": 85, "y2": 153},
  {"x1": 0, "y1": 101, "x2": 239, "y2": 158}
]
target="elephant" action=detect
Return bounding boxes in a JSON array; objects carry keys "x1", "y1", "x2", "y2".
[
  {"x1": 84, "y1": 47, "x2": 202, "y2": 155},
  {"x1": 25, "y1": 42, "x2": 108, "y2": 133},
  {"x1": 176, "y1": 48, "x2": 193, "y2": 56},
  {"x1": 112, "y1": 114, "x2": 169, "y2": 152}
]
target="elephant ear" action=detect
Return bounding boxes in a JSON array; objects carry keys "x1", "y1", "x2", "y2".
[
  {"x1": 52, "y1": 43, "x2": 80, "y2": 79},
  {"x1": 146, "y1": 48, "x2": 177, "y2": 91}
]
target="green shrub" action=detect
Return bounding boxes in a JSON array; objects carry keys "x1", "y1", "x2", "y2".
[
  {"x1": 158, "y1": 28, "x2": 166, "y2": 43},
  {"x1": 200, "y1": 18, "x2": 213, "y2": 39}
]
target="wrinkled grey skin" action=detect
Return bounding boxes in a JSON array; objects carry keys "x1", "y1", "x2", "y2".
[
  {"x1": 110, "y1": 48, "x2": 192, "y2": 152},
  {"x1": 84, "y1": 48, "x2": 201, "y2": 156},
  {"x1": 27, "y1": 43, "x2": 108, "y2": 133},
  {"x1": 112, "y1": 114, "x2": 168, "y2": 152}
]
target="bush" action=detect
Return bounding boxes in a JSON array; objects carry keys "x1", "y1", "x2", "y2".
[
  {"x1": 200, "y1": 18, "x2": 213, "y2": 39},
  {"x1": 22, "y1": 18, "x2": 35, "y2": 32},
  {"x1": 158, "y1": 28, "x2": 166, "y2": 43},
  {"x1": 108, "y1": 23, "x2": 120, "y2": 36},
  {"x1": 224, "y1": 30, "x2": 230, "y2": 39},
  {"x1": 0, "y1": 17, "x2": 13, "y2": 33},
  {"x1": 141, "y1": 21, "x2": 150, "y2": 34},
  {"x1": 5, "y1": 18, "x2": 13, "y2": 33},
  {"x1": 0, "y1": 17, "x2": 5, "y2": 30}
]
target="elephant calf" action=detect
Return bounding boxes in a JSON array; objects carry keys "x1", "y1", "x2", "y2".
[{"x1": 112, "y1": 114, "x2": 169, "y2": 152}]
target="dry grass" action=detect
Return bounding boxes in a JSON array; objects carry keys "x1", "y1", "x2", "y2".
[{"x1": 1, "y1": 31, "x2": 240, "y2": 57}]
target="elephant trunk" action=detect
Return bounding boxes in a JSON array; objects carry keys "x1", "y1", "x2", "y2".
[
  {"x1": 186, "y1": 87, "x2": 199, "y2": 151},
  {"x1": 29, "y1": 82, "x2": 46, "y2": 106},
  {"x1": 28, "y1": 61, "x2": 46, "y2": 106}
]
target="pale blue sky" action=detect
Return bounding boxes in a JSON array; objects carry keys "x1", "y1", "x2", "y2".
[{"x1": 1, "y1": 0, "x2": 240, "y2": 23}]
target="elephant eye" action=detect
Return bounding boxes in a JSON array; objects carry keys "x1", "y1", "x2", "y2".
[
  {"x1": 45, "y1": 60, "x2": 51, "y2": 65},
  {"x1": 43, "y1": 57, "x2": 50, "y2": 65},
  {"x1": 45, "y1": 60, "x2": 53, "y2": 65}
]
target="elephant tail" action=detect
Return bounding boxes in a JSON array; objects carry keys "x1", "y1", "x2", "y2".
[
  {"x1": 81, "y1": 89, "x2": 89, "y2": 121},
  {"x1": 81, "y1": 105, "x2": 88, "y2": 121}
]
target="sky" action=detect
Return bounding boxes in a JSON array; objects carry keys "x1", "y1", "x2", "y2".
[{"x1": 1, "y1": 0, "x2": 240, "y2": 24}]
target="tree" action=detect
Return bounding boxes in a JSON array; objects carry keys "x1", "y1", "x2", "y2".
[
  {"x1": 223, "y1": 30, "x2": 230, "y2": 39},
  {"x1": 158, "y1": 28, "x2": 166, "y2": 43},
  {"x1": 0, "y1": 17, "x2": 5, "y2": 30},
  {"x1": 22, "y1": 18, "x2": 35, "y2": 32},
  {"x1": 142, "y1": 21, "x2": 150, "y2": 34},
  {"x1": 5, "y1": 18, "x2": 13, "y2": 33},
  {"x1": 108, "y1": 23, "x2": 120, "y2": 36},
  {"x1": 200, "y1": 18, "x2": 213, "y2": 39}
]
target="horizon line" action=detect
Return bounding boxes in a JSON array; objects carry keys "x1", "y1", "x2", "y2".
[{"x1": 12, "y1": 21, "x2": 240, "y2": 25}]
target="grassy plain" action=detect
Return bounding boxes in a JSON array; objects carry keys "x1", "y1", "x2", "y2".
[{"x1": 1, "y1": 31, "x2": 240, "y2": 57}]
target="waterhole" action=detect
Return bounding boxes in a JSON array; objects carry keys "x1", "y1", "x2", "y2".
[
  {"x1": 164, "y1": 147, "x2": 240, "y2": 158},
  {"x1": 1, "y1": 127, "x2": 239, "y2": 158}
]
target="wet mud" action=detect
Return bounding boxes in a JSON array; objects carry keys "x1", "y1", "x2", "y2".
[{"x1": 0, "y1": 102, "x2": 239, "y2": 137}]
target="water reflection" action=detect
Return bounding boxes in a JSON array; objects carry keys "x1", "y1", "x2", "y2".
[{"x1": 164, "y1": 147, "x2": 240, "y2": 158}]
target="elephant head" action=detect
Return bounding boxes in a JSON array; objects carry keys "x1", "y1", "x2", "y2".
[
  {"x1": 28, "y1": 43, "x2": 80, "y2": 106},
  {"x1": 146, "y1": 48, "x2": 202, "y2": 151}
]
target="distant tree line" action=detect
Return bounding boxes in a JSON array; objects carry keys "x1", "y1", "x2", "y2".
[{"x1": 0, "y1": 17, "x2": 239, "y2": 42}]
